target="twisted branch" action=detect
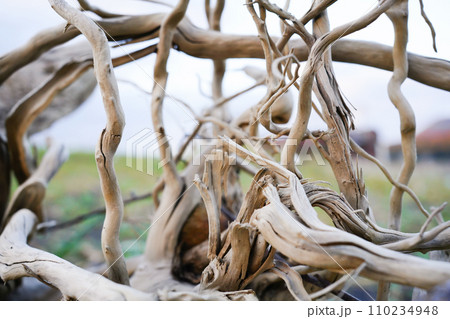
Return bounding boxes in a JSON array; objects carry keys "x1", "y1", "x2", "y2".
[{"x1": 49, "y1": 0, "x2": 129, "y2": 285}]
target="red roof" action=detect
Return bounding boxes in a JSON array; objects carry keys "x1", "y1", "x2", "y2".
[{"x1": 416, "y1": 119, "x2": 450, "y2": 152}]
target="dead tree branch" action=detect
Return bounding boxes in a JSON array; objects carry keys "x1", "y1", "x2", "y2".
[{"x1": 49, "y1": 0, "x2": 129, "y2": 285}]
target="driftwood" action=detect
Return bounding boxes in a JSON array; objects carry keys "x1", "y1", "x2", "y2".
[
  {"x1": 1, "y1": 140, "x2": 67, "y2": 230},
  {"x1": 1, "y1": 14, "x2": 449, "y2": 91},
  {"x1": 5, "y1": 60, "x2": 92, "y2": 183},
  {"x1": 0, "y1": 136, "x2": 10, "y2": 220},
  {"x1": 49, "y1": 0, "x2": 129, "y2": 285},
  {"x1": 0, "y1": 0, "x2": 449, "y2": 301},
  {"x1": 0, "y1": 210, "x2": 153, "y2": 300},
  {"x1": 0, "y1": 43, "x2": 96, "y2": 137}
]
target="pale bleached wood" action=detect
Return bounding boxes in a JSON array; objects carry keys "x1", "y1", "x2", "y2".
[
  {"x1": 1, "y1": 13, "x2": 449, "y2": 91},
  {"x1": 309, "y1": 262, "x2": 366, "y2": 300},
  {"x1": 269, "y1": 260, "x2": 311, "y2": 301},
  {"x1": 281, "y1": 0, "x2": 395, "y2": 173},
  {"x1": 139, "y1": 0, "x2": 192, "y2": 271},
  {"x1": 194, "y1": 162, "x2": 221, "y2": 260},
  {"x1": 252, "y1": 184, "x2": 450, "y2": 290},
  {"x1": 5, "y1": 60, "x2": 91, "y2": 183},
  {"x1": 77, "y1": 0, "x2": 122, "y2": 18},
  {"x1": 1, "y1": 0, "x2": 449, "y2": 301},
  {"x1": 223, "y1": 136, "x2": 450, "y2": 252},
  {"x1": 206, "y1": 0, "x2": 225, "y2": 101},
  {"x1": 308, "y1": 5, "x2": 371, "y2": 220},
  {"x1": 150, "y1": 0, "x2": 189, "y2": 189},
  {"x1": 49, "y1": 0, "x2": 129, "y2": 285},
  {"x1": 222, "y1": 137, "x2": 450, "y2": 289},
  {"x1": 246, "y1": 2, "x2": 296, "y2": 137},
  {"x1": 0, "y1": 43, "x2": 96, "y2": 137},
  {"x1": 193, "y1": 149, "x2": 233, "y2": 260},
  {"x1": 0, "y1": 136, "x2": 10, "y2": 221},
  {"x1": 386, "y1": 0, "x2": 416, "y2": 231},
  {"x1": 1, "y1": 141, "x2": 67, "y2": 230},
  {"x1": 380, "y1": 0, "x2": 415, "y2": 300},
  {"x1": 200, "y1": 223, "x2": 255, "y2": 292},
  {"x1": 0, "y1": 210, "x2": 155, "y2": 300}
]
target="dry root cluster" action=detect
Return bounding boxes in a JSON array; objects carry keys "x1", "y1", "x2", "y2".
[{"x1": 0, "y1": 0, "x2": 449, "y2": 301}]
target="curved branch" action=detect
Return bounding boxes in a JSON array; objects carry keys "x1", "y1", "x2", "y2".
[
  {"x1": 269, "y1": 260, "x2": 311, "y2": 301},
  {"x1": 193, "y1": 161, "x2": 222, "y2": 260},
  {"x1": 281, "y1": 0, "x2": 395, "y2": 173},
  {"x1": 0, "y1": 210, "x2": 155, "y2": 300},
  {"x1": 0, "y1": 137, "x2": 10, "y2": 221},
  {"x1": 49, "y1": 0, "x2": 129, "y2": 285},
  {"x1": 207, "y1": 0, "x2": 225, "y2": 101},
  {"x1": 5, "y1": 60, "x2": 91, "y2": 183},
  {"x1": 418, "y1": 0, "x2": 437, "y2": 52},
  {"x1": 77, "y1": 0, "x2": 122, "y2": 18},
  {"x1": 252, "y1": 184, "x2": 450, "y2": 290},
  {"x1": 386, "y1": 0, "x2": 416, "y2": 231},
  {"x1": 1, "y1": 14, "x2": 449, "y2": 90},
  {"x1": 150, "y1": 0, "x2": 189, "y2": 188},
  {"x1": 350, "y1": 138, "x2": 439, "y2": 222},
  {"x1": 1, "y1": 141, "x2": 68, "y2": 231}
]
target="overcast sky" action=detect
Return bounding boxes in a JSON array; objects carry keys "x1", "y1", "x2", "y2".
[{"x1": 1, "y1": 0, "x2": 449, "y2": 154}]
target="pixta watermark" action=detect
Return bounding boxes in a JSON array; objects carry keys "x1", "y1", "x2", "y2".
[{"x1": 126, "y1": 129, "x2": 326, "y2": 175}]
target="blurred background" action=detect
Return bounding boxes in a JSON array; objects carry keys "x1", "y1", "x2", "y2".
[{"x1": 1, "y1": 0, "x2": 449, "y2": 300}]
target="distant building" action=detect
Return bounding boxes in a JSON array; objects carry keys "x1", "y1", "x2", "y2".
[
  {"x1": 350, "y1": 130, "x2": 378, "y2": 157},
  {"x1": 272, "y1": 130, "x2": 378, "y2": 160},
  {"x1": 390, "y1": 119, "x2": 450, "y2": 161}
]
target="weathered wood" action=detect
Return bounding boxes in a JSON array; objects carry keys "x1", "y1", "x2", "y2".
[
  {"x1": 1, "y1": 0, "x2": 449, "y2": 301},
  {"x1": 49, "y1": 0, "x2": 129, "y2": 285},
  {"x1": 0, "y1": 43, "x2": 96, "y2": 137},
  {"x1": 1, "y1": 141, "x2": 67, "y2": 230},
  {"x1": 0, "y1": 136, "x2": 10, "y2": 221},
  {"x1": 1, "y1": 14, "x2": 449, "y2": 91},
  {"x1": 0, "y1": 210, "x2": 155, "y2": 300},
  {"x1": 5, "y1": 60, "x2": 91, "y2": 183}
]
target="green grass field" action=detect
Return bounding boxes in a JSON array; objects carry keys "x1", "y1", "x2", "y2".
[{"x1": 17, "y1": 151, "x2": 449, "y2": 299}]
